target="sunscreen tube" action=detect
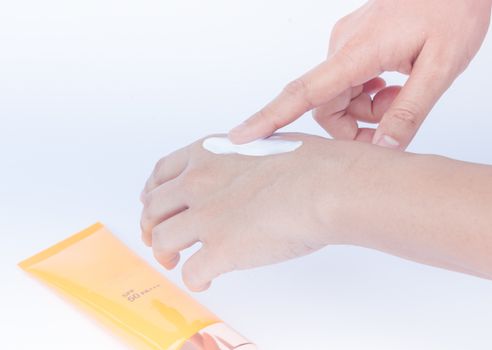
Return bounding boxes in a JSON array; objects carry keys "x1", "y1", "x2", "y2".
[{"x1": 19, "y1": 223, "x2": 256, "y2": 350}]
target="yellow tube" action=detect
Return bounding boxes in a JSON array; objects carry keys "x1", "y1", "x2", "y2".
[{"x1": 19, "y1": 223, "x2": 256, "y2": 350}]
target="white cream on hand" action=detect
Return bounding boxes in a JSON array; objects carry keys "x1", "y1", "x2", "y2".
[{"x1": 202, "y1": 136, "x2": 303, "y2": 156}]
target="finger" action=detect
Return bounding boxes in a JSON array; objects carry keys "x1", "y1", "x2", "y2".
[
  {"x1": 201, "y1": 333, "x2": 221, "y2": 350},
  {"x1": 343, "y1": 86, "x2": 400, "y2": 143},
  {"x1": 152, "y1": 211, "x2": 199, "y2": 269},
  {"x1": 315, "y1": 109, "x2": 359, "y2": 140},
  {"x1": 372, "y1": 86, "x2": 401, "y2": 120},
  {"x1": 312, "y1": 87, "x2": 361, "y2": 139},
  {"x1": 182, "y1": 245, "x2": 232, "y2": 292},
  {"x1": 373, "y1": 45, "x2": 457, "y2": 149},
  {"x1": 142, "y1": 147, "x2": 189, "y2": 198},
  {"x1": 346, "y1": 86, "x2": 401, "y2": 123},
  {"x1": 141, "y1": 179, "x2": 188, "y2": 246},
  {"x1": 313, "y1": 78, "x2": 386, "y2": 139},
  {"x1": 362, "y1": 76, "x2": 386, "y2": 94},
  {"x1": 354, "y1": 127, "x2": 376, "y2": 142},
  {"x1": 229, "y1": 49, "x2": 379, "y2": 144},
  {"x1": 187, "y1": 334, "x2": 205, "y2": 349},
  {"x1": 312, "y1": 87, "x2": 359, "y2": 121}
]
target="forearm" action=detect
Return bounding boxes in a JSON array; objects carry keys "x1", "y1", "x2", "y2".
[{"x1": 325, "y1": 146, "x2": 492, "y2": 279}]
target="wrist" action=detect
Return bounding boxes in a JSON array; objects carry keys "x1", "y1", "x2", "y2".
[{"x1": 316, "y1": 141, "x2": 419, "y2": 247}]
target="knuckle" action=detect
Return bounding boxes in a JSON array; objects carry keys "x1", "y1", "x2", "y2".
[
  {"x1": 188, "y1": 137, "x2": 213, "y2": 157},
  {"x1": 189, "y1": 138, "x2": 205, "y2": 153},
  {"x1": 179, "y1": 167, "x2": 212, "y2": 197},
  {"x1": 284, "y1": 78, "x2": 305, "y2": 96},
  {"x1": 179, "y1": 168, "x2": 200, "y2": 191},
  {"x1": 388, "y1": 103, "x2": 422, "y2": 129},
  {"x1": 153, "y1": 157, "x2": 167, "y2": 177},
  {"x1": 182, "y1": 261, "x2": 201, "y2": 288},
  {"x1": 283, "y1": 78, "x2": 313, "y2": 109},
  {"x1": 329, "y1": 19, "x2": 348, "y2": 51},
  {"x1": 142, "y1": 195, "x2": 153, "y2": 214},
  {"x1": 140, "y1": 215, "x2": 150, "y2": 233},
  {"x1": 256, "y1": 106, "x2": 283, "y2": 131},
  {"x1": 331, "y1": 17, "x2": 348, "y2": 37},
  {"x1": 332, "y1": 44, "x2": 363, "y2": 84},
  {"x1": 141, "y1": 191, "x2": 153, "y2": 207},
  {"x1": 152, "y1": 227, "x2": 173, "y2": 255},
  {"x1": 141, "y1": 201, "x2": 158, "y2": 227},
  {"x1": 336, "y1": 44, "x2": 359, "y2": 69},
  {"x1": 151, "y1": 225, "x2": 162, "y2": 244}
]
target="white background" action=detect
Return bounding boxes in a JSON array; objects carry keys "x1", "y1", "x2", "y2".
[{"x1": 1, "y1": 0, "x2": 492, "y2": 349}]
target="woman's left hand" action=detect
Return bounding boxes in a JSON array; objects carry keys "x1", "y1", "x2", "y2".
[{"x1": 140, "y1": 133, "x2": 367, "y2": 292}]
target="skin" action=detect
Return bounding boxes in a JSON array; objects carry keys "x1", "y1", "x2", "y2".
[
  {"x1": 140, "y1": 133, "x2": 492, "y2": 292},
  {"x1": 184, "y1": 333, "x2": 222, "y2": 350},
  {"x1": 140, "y1": 0, "x2": 492, "y2": 293},
  {"x1": 228, "y1": 0, "x2": 491, "y2": 149}
]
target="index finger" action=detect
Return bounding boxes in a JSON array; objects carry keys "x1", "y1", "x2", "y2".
[{"x1": 228, "y1": 50, "x2": 379, "y2": 144}]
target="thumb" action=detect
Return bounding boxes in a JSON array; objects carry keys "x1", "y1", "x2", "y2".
[
  {"x1": 373, "y1": 48, "x2": 456, "y2": 150},
  {"x1": 182, "y1": 246, "x2": 231, "y2": 292}
]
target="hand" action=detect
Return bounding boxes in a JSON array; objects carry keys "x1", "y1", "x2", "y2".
[
  {"x1": 229, "y1": 0, "x2": 491, "y2": 149},
  {"x1": 140, "y1": 133, "x2": 364, "y2": 292},
  {"x1": 140, "y1": 132, "x2": 492, "y2": 290}
]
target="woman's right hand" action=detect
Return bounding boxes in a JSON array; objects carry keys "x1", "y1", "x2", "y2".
[{"x1": 229, "y1": 0, "x2": 491, "y2": 150}]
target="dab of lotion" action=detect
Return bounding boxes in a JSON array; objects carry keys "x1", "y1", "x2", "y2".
[{"x1": 202, "y1": 136, "x2": 303, "y2": 156}]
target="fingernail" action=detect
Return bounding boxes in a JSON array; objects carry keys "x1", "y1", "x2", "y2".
[{"x1": 375, "y1": 134, "x2": 400, "y2": 149}]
